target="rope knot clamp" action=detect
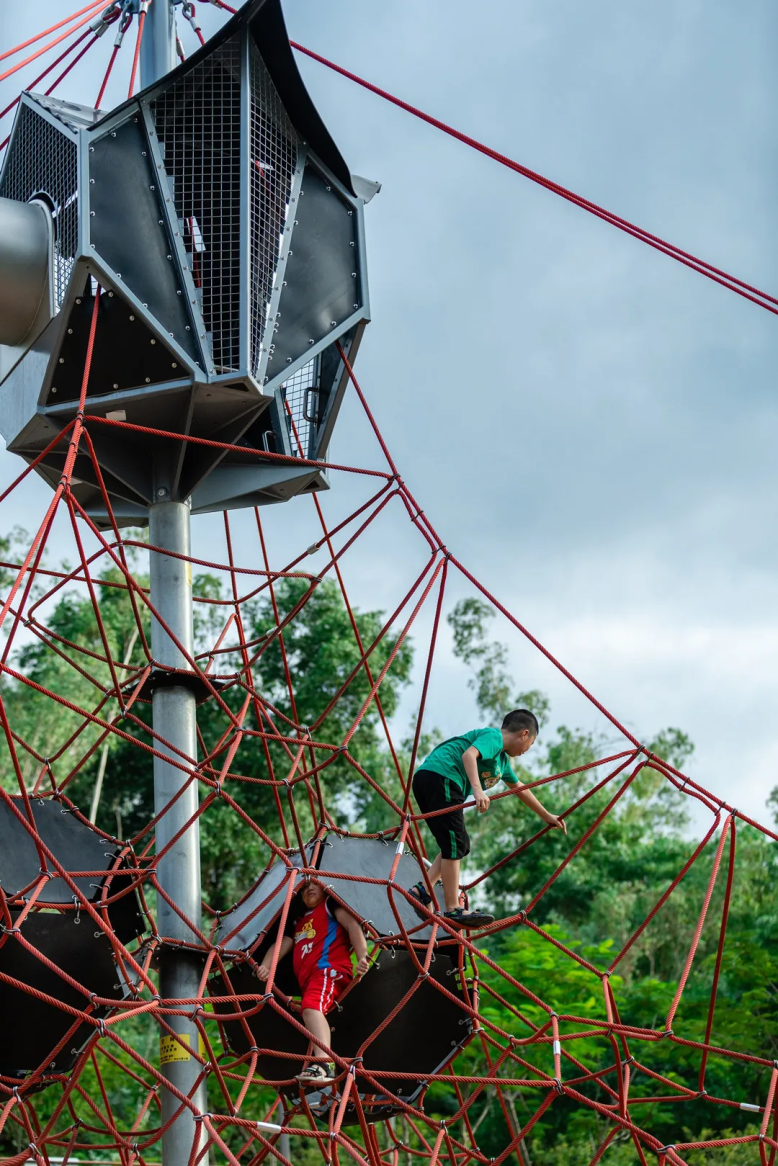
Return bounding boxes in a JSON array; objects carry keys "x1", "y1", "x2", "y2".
[
  {"x1": 621, "y1": 1055, "x2": 634, "y2": 1068},
  {"x1": 601, "y1": 969, "x2": 612, "y2": 978},
  {"x1": 662, "y1": 1029, "x2": 674, "y2": 1039},
  {"x1": 516, "y1": 910, "x2": 527, "y2": 924},
  {"x1": 553, "y1": 1079, "x2": 564, "y2": 1095},
  {"x1": 96, "y1": 1019, "x2": 107, "y2": 1037}
]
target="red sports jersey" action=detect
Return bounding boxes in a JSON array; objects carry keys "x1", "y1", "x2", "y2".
[{"x1": 292, "y1": 898, "x2": 353, "y2": 986}]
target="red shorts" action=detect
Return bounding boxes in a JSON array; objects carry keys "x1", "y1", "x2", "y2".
[{"x1": 300, "y1": 967, "x2": 350, "y2": 1014}]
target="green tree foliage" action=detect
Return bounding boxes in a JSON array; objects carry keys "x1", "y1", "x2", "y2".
[
  {"x1": 445, "y1": 596, "x2": 778, "y2": 1159},
  {"x1": 1, "y1": 555, "x2": 775, "y2": 1162}
]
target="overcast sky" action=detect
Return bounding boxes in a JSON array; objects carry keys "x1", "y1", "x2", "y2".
[{"x1": 1, "y1": 1, "x2": 777, "y2": 832}]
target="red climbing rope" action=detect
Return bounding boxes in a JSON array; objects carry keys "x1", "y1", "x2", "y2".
[
  {"x1": 0, "y1": 290, "x2": 770, "y2": 1166},
  {"x1": 291, "y1": 42, "x2": 778, "y2": 318},
  {"x1": 0, "y1": 9, "x2": 774, "y2": 1166}
]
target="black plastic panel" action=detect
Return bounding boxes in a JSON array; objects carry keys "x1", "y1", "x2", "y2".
[
  {"x1": 217, "y1": 858, "x2": 303, "y2": 953},
  {"x1": 0, "y1": 912, "x2": 121, "y2": 1078},
  {"x1": 318, "y1": 833, "x2": 432, "y2": 940},
  {"x1": 0, "y1": 799, "x2": 118, "y2": 904},
  {"x1": 212, "y1": 947, "x2": 471, "y2": 1123},
  {"x1": 47, "y1": 280, "x2": 187, "y2": 403},
  {"x1": 268, "y1": 164, "x2": 358, "y2": 381},
  {"x1": 89, "y1": 115, "x2": 199, "y2": 361},
  {"x1": 0, "y1": 798, "x2": 146, "y2": 942},
  {"x1": 333, "y1": 947, "x2": 470, "y2": 1104}
]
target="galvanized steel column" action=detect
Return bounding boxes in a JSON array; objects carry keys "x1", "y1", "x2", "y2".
[
  {"x1": 140, "y1": 0, "x2": 176, "y2": 92},
  {"x1": 149, "y1": 500, "x2": 208, "y2": 1165}
]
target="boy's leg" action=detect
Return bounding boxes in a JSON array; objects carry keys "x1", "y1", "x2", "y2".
[
  {"x1": 301, "y1": 1007, "x2": 332, "y2": 1062},
  {"x1": 440, "y1": 857, "x2": 461, "y2": 912}
]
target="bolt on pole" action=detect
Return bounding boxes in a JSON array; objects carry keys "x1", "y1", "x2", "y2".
[{"x1": 149, "y1": 499, "x2": 208, "y2": 1165}]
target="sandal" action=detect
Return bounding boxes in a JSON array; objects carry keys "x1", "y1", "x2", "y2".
[
  {"x1": 443, "y1": 907, "x2": 494, "y2": 929},
  {"x1": 297, "y1": 1061, "x2": 336, "y2": 1087},
  {"x1": 409, "y1": 880, "x2": 434, "y2": 920}
]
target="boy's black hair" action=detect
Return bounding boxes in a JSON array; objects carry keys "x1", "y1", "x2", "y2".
[{"x1": 501, "y1": 709, "x2": 539, "y2": 737}]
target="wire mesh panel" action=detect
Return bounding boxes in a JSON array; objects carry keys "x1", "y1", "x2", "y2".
[
  {"x1": 0, "y1": 104, "x2": 78, "y2": 307},
  {"x1": 248, "y1": 42, "x2": 299, "y2": 379},
  {"x1": 151, "y1": 36, "x2": 243, "y2": 373},
  {"x1": 282, "y1": 356, "x2": 319, "y2": 459}
]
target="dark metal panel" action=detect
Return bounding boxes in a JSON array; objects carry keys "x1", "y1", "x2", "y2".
[
  {"x1": 189, "y1": 461, "x2": 322, "y2": 512},
  {"x1": 89, "y1": 115, "x2": 199, "y2": 360},
  {"x1": 216, "y1": 849, "x2": 310, "y2": 952},
  {"x1": 176, "y1": 382, "x2": 267, "y2": 500},
  {"x1": 332, "y1": 948, "x2": 471, "y2": 1113},
  {"x1": 0, "y1": 913, "x2": 119, "y2": 1078},
  {"x1": 212, "y1": 965, "x2": 309, "y2": 1081},
  {"x1": 212, "y1": 948, "x2": 471, "y2": 1122},
  {"x1": 266, "y1": 164, "x2": 360, "y2": 381},
  {"x1": 318, "y1": 833, "x2": 432, "y2": 941},
  {"x1": 0, "y1": 799, "x2": 147, "y2": 943},
  {"x1": 45, "y1": 281, "x2": 188, "y2": 403},
  {"x1": 0, "y1": 799, "x2": 118, "y2": 905}
]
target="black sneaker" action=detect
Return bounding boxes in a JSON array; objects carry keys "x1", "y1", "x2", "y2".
[
  {"x1": 443, "y1": 907, "x2": 494, "y2": 928},
  {"x1": 297, "y1": 1061, "x2": 336, "y2": 1086},
  {"x1": 409, "y1": 881, "x2": 434, "y2": 919}
]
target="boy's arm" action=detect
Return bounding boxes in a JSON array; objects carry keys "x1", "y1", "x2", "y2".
[
  {"x1": 257, "y1": 935, "x2": 293, "y2": 980},
  {"x1": 333, "y1": 906, "x2": 370, "y2": 976},
  {"x1": 512, "y1": 781, "x2": 567, "y2": 833},
  {"x1": 462, "y1": 746, "x2": 490, "y2": 813}
]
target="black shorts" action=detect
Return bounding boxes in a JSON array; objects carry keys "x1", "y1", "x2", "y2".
[{"x1": 412, "y1": 769, "x2": 470, "y2": 860}]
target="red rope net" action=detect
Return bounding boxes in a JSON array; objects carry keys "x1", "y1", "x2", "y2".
[
  {"x1": 0, "y1": 299, "x2": 774, "y2": 1166},
  {"x1": 0, "y1": 10, "x2": 777, "y2": 1166}
]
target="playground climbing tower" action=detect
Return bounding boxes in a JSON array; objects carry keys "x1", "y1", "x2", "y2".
[{"x1": 0, "y1": 2, "x2": 374, "y2": 1161}]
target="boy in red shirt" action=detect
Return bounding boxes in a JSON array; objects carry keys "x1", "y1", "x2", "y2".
[{"x1": 257, "y1": 878, "x2": 369, "y2": 1086}]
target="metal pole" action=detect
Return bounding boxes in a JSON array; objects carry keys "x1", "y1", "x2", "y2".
[
  {"x1": 140, "y1": 0, "x2": 176, "y2": 92},
  {"x1": 149, "y1": 500, "x2": 208, "y2": 1166}
]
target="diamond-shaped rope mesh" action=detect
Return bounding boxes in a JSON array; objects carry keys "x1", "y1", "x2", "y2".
[
  {"x1": 0, "y1": 104, "x2": 78, "y2": 308},
  {"x1": 151, "y1": 36, "x2": 242, "y2": 373},
  {"x1": 249, "y1": 41, "x2": 299, "y2": 379}
]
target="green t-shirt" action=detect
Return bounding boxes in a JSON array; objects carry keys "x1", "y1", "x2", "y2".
[{"x1": 417, "y1": 727, "x2": 518, "y2": 797}]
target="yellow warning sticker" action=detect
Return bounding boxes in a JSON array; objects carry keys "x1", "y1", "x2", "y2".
[{"x1": 160, "y1": 1034, "x2": 207, "y2": 1065}]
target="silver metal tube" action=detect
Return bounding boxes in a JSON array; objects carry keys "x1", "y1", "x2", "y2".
[
  {"x1": 149, "y1": 500, "x2": 208, "y2": 1166},
  {"x1": 0, "y1": 197, "x2": 52, "y2": 347},
  {"x1": 140, "y1": 0, "x2": 176, "y2": 89}
]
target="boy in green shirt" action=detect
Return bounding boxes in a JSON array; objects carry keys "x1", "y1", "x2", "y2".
[{"x1": 410, "y1": 709, "x2": 566, "y2": 928}]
